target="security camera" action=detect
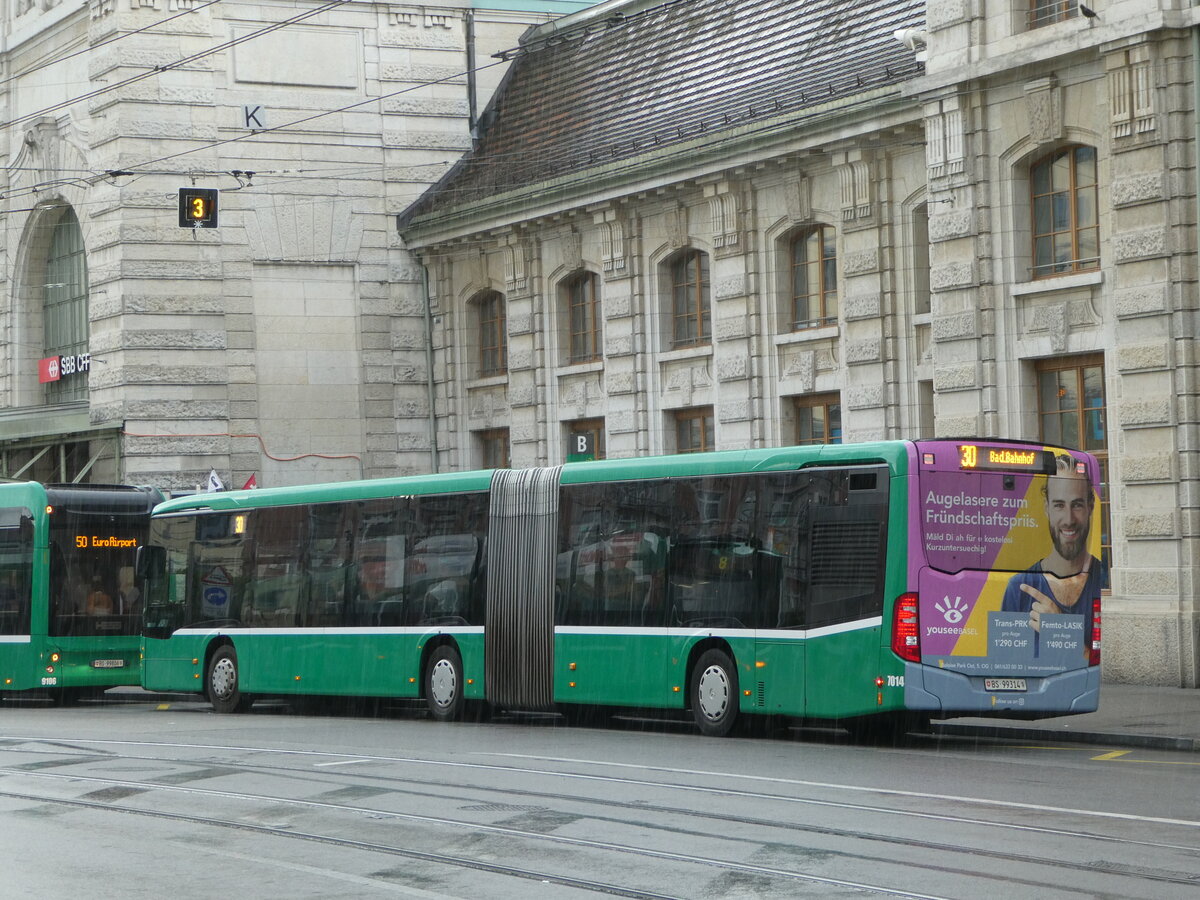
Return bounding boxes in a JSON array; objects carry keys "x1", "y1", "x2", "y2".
[
  {"x1": 893, "y1": 28, "x2": 928, "y2": 62},
  {"x1": 893, "y1": 28, "x2": 928, "y2": 51}
]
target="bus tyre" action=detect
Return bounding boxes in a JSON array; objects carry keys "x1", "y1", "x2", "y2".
[
  {"x1": 690, "y1": 649, "x2": 739, "y2": 737},
  {"x1": 425, "y1": 645, "x2": 465, "y2": 722},
  {"x1": 207, "y1": 645, "x2": 252, "y2": 714}
]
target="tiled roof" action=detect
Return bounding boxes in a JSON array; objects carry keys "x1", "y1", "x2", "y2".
[{"x1": 404, "y1": 0, "x2": 925, "y2": 224}]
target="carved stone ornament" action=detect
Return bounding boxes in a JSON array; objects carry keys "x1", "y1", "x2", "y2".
[
  {"x1": 784, "y1": 176, "x2": 812, "y2": 223},
  {"x1": 709, "y1": 191, "x2": 740, "y2": 249},
  {"x1": 601, "y1": 220, "x2": 627, "y2": 273},
  {"x1": 389, "y1": 8, "x2": 455, "y2": 28},
  {"x1": 665, "y1": 204, "x2": 687, "y2": 249},
  {"x1": 504, "y1": 241, "x2": 528, "y2": 293},
  {"x1": 561, "y1": 229, "x2": 583, "y2": 273},
  {"x1": 838, "y1": 160, "x2": 872, "y2": 221},
  {"x1": 1025, "y1": 77, "x2": 1062, "y2": 146}
]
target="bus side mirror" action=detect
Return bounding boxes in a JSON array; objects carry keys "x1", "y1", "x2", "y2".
[{"x1": 136, "y1": 545, "x2": 165, "y2": 580}]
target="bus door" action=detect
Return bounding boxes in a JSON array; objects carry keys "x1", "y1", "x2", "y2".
[
  {"x1": 795, "y1": 466, "x2": 890, "y2": 720},
  {"x1": 914, "y1": 442, "x2": 1102, "y2": 714},
  {"x1": 554, "y1": 482, "x2": 673, "y2": 710}
]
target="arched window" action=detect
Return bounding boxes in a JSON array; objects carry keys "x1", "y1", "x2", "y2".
[
  {"x1": 1031, "y1": 145, "x2": 1099, "y2": 279},
  {"x1": 668, "y1": 249, "x2": 710, "y2": 348},
  {"x1": 42, "y1": 207, "x2": 89, "y2": 404},
  {"x1": 564, "y1": 272, "x2": 601, "y2": 364},
  {"x1": 789, "y1": 225, "x2": 837, "y2": 330},
  {"x1": 474, "y1": 290, "x2": 507, "y2": 377}
]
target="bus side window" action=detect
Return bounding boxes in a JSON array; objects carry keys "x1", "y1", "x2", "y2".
[{"x1": 760, "y1": 474, "x2": 808, "y2": 629}]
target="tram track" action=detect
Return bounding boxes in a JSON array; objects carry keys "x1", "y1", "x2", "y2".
[
  {"x1": 3, "y1": 735, "x2": 1200, "y2": 895},
  {"x1": 0, "y1": 778, "x2": 954, "y2": 900}
]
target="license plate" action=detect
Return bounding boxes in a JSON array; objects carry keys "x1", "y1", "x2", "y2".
[
  {"x1": 92, "y1": 659, "x2": 126, "y2": 669},
  {"x1": 985, "y1": 678, "x2": 1026, "y2": 692}
]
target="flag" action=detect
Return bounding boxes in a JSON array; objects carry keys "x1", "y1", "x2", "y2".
[
  {"x1": 206, "y1": 469, "x2": 225, "y2": 492},
  {"x1": 242, "y1": 474, "x2": 258, "y2": 490}
]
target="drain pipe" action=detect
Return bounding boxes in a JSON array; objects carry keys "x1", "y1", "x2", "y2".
[
  {"x1": 422, "y1": 262, "x2": 440, "y2": 474},
  {"x1": 1189, "y1": 21, "x2": 1200, "y2": 686},
  {"x1": 466, "y1": 9, "x2": 478, "y2": 134}
]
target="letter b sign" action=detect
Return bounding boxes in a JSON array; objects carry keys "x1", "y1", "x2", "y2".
[{"x1": 567, "y1": 433, "x2": 595, "y2": 462}]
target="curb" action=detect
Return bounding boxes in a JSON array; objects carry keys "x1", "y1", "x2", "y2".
[{"x1": 933, "y1": 721, "x2": 1200, "y2": 753}]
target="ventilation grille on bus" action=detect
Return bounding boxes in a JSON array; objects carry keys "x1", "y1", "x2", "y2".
[{"x1": 811, "y1": 522, "x2": 881, "y2": 586}]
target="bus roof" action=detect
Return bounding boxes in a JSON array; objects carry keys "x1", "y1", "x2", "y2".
[{"x1": 150, "y1": 441, "x2": 917, "y2": 517}]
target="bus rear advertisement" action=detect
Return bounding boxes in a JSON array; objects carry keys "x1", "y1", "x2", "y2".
[
  {"x1": 137, "y1": 439, "x2": 1102, "y2": 735},
  {"x1": 908, "y1": 442, "x2": 1102, "y2": 716}
]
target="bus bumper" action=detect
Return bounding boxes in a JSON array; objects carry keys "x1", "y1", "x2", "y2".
[{"x1": 903, "y1": 662, "x2": 1101, "y2": 719}]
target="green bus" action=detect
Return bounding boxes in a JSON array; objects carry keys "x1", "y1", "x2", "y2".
[
  {"x1": 139, "y1": 439, "x2": 1103, "y2": 735},
  {"x1": 0, "y1": 482, "x2": 163, "y2": 702}
]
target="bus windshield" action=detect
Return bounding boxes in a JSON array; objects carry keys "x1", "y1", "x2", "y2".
[
  {"x1": 48, "y1": 504, "x2": 146, "y2": 638},
  {"x1": 0, "y1": 507, "x2": 33, "y2": 635}
]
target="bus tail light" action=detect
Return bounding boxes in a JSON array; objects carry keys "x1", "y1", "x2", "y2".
[
  {"x1": 1089, "y1": 595, "x2": 1101, "y2": 666},
  {"x1": 891, "y1": 593, "x2": 920, "y2": 663}
]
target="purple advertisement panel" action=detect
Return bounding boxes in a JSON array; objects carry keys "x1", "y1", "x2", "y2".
[{"x1": 915, "y1": 442, "x2": 1102, "y2": 677}]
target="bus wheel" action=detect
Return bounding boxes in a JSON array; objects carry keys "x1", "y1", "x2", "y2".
[
  {"x1": 690, "y1": 649, "x2": 739, "y2": 737},
  {"x1": 425, "y1": 645, "x2": 465, "y2": 722},
  {"x1": 207, "y1": 645, "x2": 252, "y2": 714}
]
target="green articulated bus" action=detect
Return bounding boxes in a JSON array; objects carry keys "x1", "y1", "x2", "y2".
[
  {"x1": 0, "y1": 482, "x2": 163, "y2": 702},
  {"x1": 139, "y1": 439, "x2": 1103, "y2": 736}
]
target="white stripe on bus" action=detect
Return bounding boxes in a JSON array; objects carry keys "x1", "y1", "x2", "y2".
[
  {"x1": 169, "y1": 618, "x2": 882, "y2": 641},
  {"x1": 0, "y1": 635, "x2": 32, "y2": 643},
  {"x1": 172, "y1": 626, "x2": 484, "y2": 638}
]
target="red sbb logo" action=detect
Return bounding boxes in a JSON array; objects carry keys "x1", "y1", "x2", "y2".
[{"x1": 38, "y1": 356, "x2": 60, "y2": 383}]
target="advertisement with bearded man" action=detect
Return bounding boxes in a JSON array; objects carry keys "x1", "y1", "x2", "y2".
[{"x1": 915, "y1": 443, "x2": 1103, "y2": 700}]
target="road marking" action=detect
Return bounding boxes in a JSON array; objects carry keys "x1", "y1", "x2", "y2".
[
  {"x1": 1093, "y1": 750, "x2": 1131, "y2": 760},
  {"x1": 313, "y1": 758, "x2": 371, "y2": 768},
  {"x1": 156, "y1": 704, "x2": 171, "y2": 711}
]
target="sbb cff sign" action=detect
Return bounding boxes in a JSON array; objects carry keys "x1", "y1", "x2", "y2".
[
  {"x1": 178, "y1": 188, "x2": 219, "y2": 228},
  {"x1": 39, "y1": 353, "x2": 91, "y2": 383}
]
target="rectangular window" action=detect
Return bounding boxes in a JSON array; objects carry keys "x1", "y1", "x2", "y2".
[
  {"x1": 556, "y1": 481, "x2": 673, "y2": 628},
  {"x1": 1037, "y1": 354, "x2": 1110, "y2": 585},
  {"x1": 794, "y1": 394, "x2": 842, "y2": 445},
  {"x1": 790, "y1": 226, "x2": 838, "y2": 329},
  {"x1": 244, "y1": 507, "x2": 308, "y2": 628},
  {"x1": 478, "y1": 428, "x2": 510, "y2": 469},
  {"x1": 566, "y1": 274, "x2": 601, "y2": 363},
  {"x1": 478, "y1": 292, "x2": 507, "y2": 377},
  {"x1": 1028, "y1": 1, "x2": 1079, "y2": 29},
  {"x1": 674, "y1": 407, "x2": 714, "y2": 454},
  {"x1": 1031, "y1": 145, "x2": 1099, "y2": 278},
  {"x1": 670, "y1": 250, "x2": 711, "y2": 348}
]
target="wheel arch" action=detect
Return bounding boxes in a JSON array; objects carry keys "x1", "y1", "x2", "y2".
[
  {"x1": 684, "y1": 637, "x2": 736, "y2": 709},
  {"x1": 419, "y1": 634, "x2": 461, "y2": 700},
  {"x1": 203, "y1": 636, "x2": 235, "y2": 693}
]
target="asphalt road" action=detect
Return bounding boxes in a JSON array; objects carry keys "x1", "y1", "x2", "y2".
[{"x1": 2, "y1": 695, "x2": 1199, "y2": 899}]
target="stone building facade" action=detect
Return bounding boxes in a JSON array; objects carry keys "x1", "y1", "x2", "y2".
[
  {"x1": 1, "y1": 0, "x2": 589, "y2": 488},
  {"x1": 398, "y1": 0, "x2": 1200, "y2": 687}
]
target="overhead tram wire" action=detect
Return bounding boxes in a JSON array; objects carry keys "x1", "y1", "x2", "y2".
[
  {"x1": 0, "y1": 0, "x2": 353, "y2": 134},
  {"x1": 0, "y1": 0, "x2": 225, "y2": 90},
  {"x1": 113, "y1": 57, "x2": 513, "y2": 175}
]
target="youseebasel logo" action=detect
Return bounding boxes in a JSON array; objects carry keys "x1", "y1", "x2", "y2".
[{"x1": 935, "y1": 595, "x2": 969, "y2": 624}]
